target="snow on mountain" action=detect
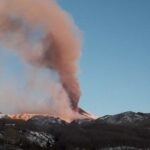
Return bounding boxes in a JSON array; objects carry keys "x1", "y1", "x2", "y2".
[
  {"x1": 24, "y1": 130, "x2": 55, "y2": 148},
  {"x1": 0, "y1": 112, "x2": 10, "y2": 119},
  {"x1": 98, "y1": 111, "x2": 150, "y2": 125},
  {"x1": 27, "y1": 116, "x2": 67, "y2": 126},
  {"x1": 0, "y1": 129, "x2": 55, "y2": 149},
  {"x1": 0, "y1": 114, "x2": 7, "y2": 119},
  {"x1": 0, "y1": 111, "x2": 150, "y2": 126}
]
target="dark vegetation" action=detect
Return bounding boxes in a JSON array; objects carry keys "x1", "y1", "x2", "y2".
[{"x1": 0, "y1": 117, "x2": 150, "y2": 150}]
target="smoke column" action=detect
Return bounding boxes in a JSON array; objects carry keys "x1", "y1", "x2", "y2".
[{"x1": 0, "y1": 0, "x2": 81, "y2": 111}]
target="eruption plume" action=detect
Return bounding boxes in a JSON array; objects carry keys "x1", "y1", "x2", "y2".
[{"x1": 0, "y1": 0, "x2": 81, "y2": 113}]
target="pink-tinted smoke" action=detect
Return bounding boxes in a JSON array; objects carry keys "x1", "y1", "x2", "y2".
[{"x1": 0, "y1": 0, "x2": 82, "y2": 111}]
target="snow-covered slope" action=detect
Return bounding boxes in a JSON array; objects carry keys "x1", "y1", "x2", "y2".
[
  {"x1": 0, "y1": 112, "x2": 10, "y2": 119},
  {"x1": 24, "y1": 130, "x2": 55, "y2": 148},
  {"x1": 98, "y1": 111, "x2": 150, "y2": 125},
  {"x1": 28, "y1": 116, "x2": 67, "y2": 126}
]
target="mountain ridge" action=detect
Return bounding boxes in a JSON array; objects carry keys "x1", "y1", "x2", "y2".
[
  {"x1": 0, "y1": 111, "x2": 150, "y2": 125},
  {"x1": 98, "y1": 111, "x2": 150, "y2": 125},
  {"x1": 0, "y1": 111, "x2": 150, "y2": 149}
]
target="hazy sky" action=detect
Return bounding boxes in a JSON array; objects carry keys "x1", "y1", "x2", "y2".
[
  {"x1": 0, "y1": 0, "x2": 150, "y2": 116},
  {"x1": 58, "y1": 0, "x2": 150, "y2": 116}
]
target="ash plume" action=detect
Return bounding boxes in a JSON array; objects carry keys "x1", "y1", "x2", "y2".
[{"x1": 0, "y1": 0, "x2": 82, "y2": 114}]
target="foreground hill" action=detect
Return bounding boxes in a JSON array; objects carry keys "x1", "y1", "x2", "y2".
[{"x1": 0, "y1": 111, "x2": 150, "y2": 150}]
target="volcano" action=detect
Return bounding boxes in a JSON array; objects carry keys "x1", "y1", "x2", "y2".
[
  {"x1": 78, "y1": 108, "x2": 97, "y2": 120},
  {"x1": 9, "y1": 108, "x2": 97, "y2": 122},
  {"x1": 0, "y1": 111, "x2": 150, "y2": 150}
]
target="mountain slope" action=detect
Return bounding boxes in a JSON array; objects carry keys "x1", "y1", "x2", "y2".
[
  {"x1": 0, "y1": 111, "x2": 150, "y2": 150},
  {"x1": 97, "y1": 111, "x2": 150, "y2": 125}
]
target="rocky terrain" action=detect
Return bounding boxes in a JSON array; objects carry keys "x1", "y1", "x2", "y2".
[{"x1": 0, "y1": 111, "x2": 150, "y2": 150}]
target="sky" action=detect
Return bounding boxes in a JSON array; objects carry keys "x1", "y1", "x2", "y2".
[
  {"x1": 58, "y1": 0, "x2": 150, "y2": 116},
  {"x1": 0, "y1": 0, "x2": 150, "y2": 116}
]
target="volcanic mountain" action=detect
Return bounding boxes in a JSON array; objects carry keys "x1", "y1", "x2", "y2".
[
  {"x1": 4, "y1": 107, "x2": 97, "y2": 122},
  {"x1": 0, "y1": 111, "x2": 150, "y2": 149}
]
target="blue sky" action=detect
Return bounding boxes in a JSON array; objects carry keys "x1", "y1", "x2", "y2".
[
  {"x1": 58, "y1": 0, "x2": 150, "y2": 116},
  {"x1": 0, "y1": 0, "x2": 150, "y2": 116}
]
